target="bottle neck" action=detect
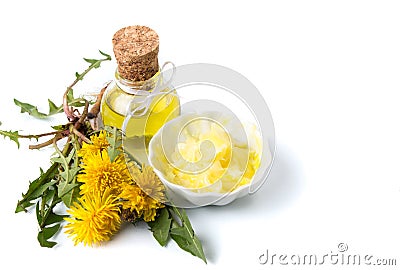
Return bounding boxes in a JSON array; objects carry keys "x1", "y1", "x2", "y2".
[{"x1": 115, "y1": 69, "x2": 161, "y2": 96}]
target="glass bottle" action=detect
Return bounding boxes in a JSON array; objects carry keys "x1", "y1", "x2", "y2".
[
  {"x1": 101, "y1": 67, "x2": 180, "y2": 149},
  {"x1": 100, "y1": 25, "x2": 180, "y2": 162}
]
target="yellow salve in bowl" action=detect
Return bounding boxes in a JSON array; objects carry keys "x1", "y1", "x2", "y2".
[
  {"x1": 166, "y1": 119, "x2": 261, "y2": 192},
  {"x1": 149, "y1": 111, "x2": 268, "y2": 207}
]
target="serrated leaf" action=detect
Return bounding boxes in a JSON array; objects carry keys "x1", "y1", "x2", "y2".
[
  {"x1": 64, "y1": 89, "x2": 86, "y2": 107},
  {"x1": 52, "y1": 124, "x2": 68, "y2": 131},
  {"x1": 0, "y1": 129, "x2": 20, "y2": 148},
  {"x1": 44, "y1": 211, "x2": 67, "y2": 227},
  {"x1": 15, "y1": 201, "x2": 34, "y2": 213},
  {"x1": 83, "y1": 58, "x2": 101, "y2": 69},
  {"x1": 52, "y1": 145, "x2": 80, "y2": 207},
  {"x1": 99, "y1": 50, "x2": 112, "y2": 60},
  {"x1": 37, "y1": 224, "x2": 60, "y2": 248},
  {"x1": 106, "y1": 127, "x2": 122, "y2": 162},
  {"x1": 16, "y1": 163, "x2": 58, "y2": 213},
  {"x1": 14, "y1": 98, "x2": 63, "y2": 119},
  {"x1": 65, "y1": 89, "x2": 85, "y2": 107},
  {"x1": 66, "y1": 88, "x2": 74, "y2": 102},
  {"x1": 52, "y1": 147, "x2": 75, "y2": 169},
  {"x1": 59, "y1": 167, "x2": 80, "y2": 181},
  {"x1": 38, "y1": 238, "x2": 57, "y2": 248},
  {"x1": 148, "y1": 208, "x2": 171, "y2": 246},
  {"x1": 58, "y1": 181, "x2": 79, "y2": 198},
  {"x1": 61, "y1": 185, "x2": 80, "y2": 208},
  {"x1": 48, "y1": 99, "x2": 63, "y2": 115},
  {"x1": 36, "y1": 189, "x2": 57, "y2": 225},
  {"x1": 36, "y1": 202, "x2": 42, "y2": 224},
  {"x1": 93, "y1": 62, "x2": 101, "y2": 69},
  {"x1": 83, "y1": 58, "x2": 98, "y2": 64},
  {"x1": 75, "y1": 72, "x2": 81, "y2": 79},
  {"x1": 43, "y1": 188, "x2": 56, "y2": 205},
  {"x1": 168, "y1": 207, "x2": 207, "y2": 263},
  {"x1": 14, "y1": 98, "x2": 48, "y2": 118},
  {"x1": 29, "y1": 180, "x2": 57, "y2": 199},
  {"x1": 50, "y1": 157, "x2": 63, "y2": 165},
  {"x1": 68, "y1": 98, "x2": 87, "y2": 107}
]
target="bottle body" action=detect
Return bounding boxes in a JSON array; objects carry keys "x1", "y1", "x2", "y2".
[{"x1": 101, "y1": 71, "x2": 180, "y2": 148}]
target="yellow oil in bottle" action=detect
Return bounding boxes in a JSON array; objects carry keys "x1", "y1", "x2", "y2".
[{"x1": 101, "y1": 82, "x2": 180, "y2": 163}]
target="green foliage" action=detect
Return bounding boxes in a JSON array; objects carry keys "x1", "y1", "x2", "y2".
[
  {"x1": 37, "y1": 224, "x2": 61, "y2": 248},
  {"x1": 74, "y1": 50, "x2": 111, "y2": 81},
  {"x1": 48, "y1": 99, "x2": 62, "y2": 115},
  {"x1": 65, "y1": 89, "x2": 87, "y2": 108},
  {"x1": 169, "y1": 206, "x2": 207, "y2": 263},
  {"x1": 0, "y1": 128, "x2": 21, "y2": 148},
  {"x1": 14, "y1": 89, "x2": 86, "y2": 119},
  {"x1": 13, "y1": 99, "x2": 49, "y2": 118},
  {"x1": 0, "y1": 121, "x2": 67, "y2": 149},
  {"x1": 148, "y1": 208, "x2": 171, "y2": 246},
  {"x1": 148, "y1": 205, "x2": 207, "y2": 263},
  {"x1": 106, "y1": 126, "x2": 122, "y2": 162},
  {"x1": 51, "y1": 124, "x2": 68, "y2": 131},
  {"x1": 51, "y1": 144, "x2": 80, "y2": 208},
  {"x1": 99, "y1": 50, "x2": 112, "y2": 60},
  {"x1": 35, "y1": 189, "x2": 65, "y2": 248},
  {"x1": 16, "y1": 139, "x2": 81, "y2": 247},
  {"x1": 10, "y1": 50, "x2": 113, "y2": 248},
  {"x1": 14, "y1": 50, "x2": 111, "y2": 119},
  {"x1": 0, "y1": 121, "x2": 27, "y2": 148},
  {"x1": 16, "y1": 163, "x2": 59, "y2": 213}
]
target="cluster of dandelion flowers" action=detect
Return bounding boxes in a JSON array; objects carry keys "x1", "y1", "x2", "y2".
[
  {"x1": 65, "y1": 131, "x2": 167, "y2": 246},
  {"x1": 65, "y1": 189, "x2": 121, "y2": 246}
]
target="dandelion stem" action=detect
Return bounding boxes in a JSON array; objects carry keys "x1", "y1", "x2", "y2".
[
  {"x1": 72, "y1": 127, "x2": 91, "y2": 144},
  {"x1": 88, "y1": 82, "x2": 109, "y2": 119},
  {"x1": 29, "y1": 134, "x2": 64, "y2": 150},
  {"x1": 18, "y1": 130, "x2": 61, "y2": 139},
  {"x1": 75, "y1": 100, "x2": 89, "y2": 129}
]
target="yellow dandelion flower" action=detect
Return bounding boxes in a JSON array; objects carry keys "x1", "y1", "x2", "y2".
[
  {"x1": 64, "y1": 188, "x2": 121, "y2": 246},
  {"x1": 128, "y1": 164, "x2": 166, "y2": 202},
  {"x1": 78, "y1": 130, "x2": 109, "y2": 159},
  {"x1": 78, "y1": 150, "x2": 130, "y2": 196},
  {"x1": 120, "y1": 167, "x2": 166, "y2": 222},
  {"x1": 120, "y1": 183, "x2": 164, "y2": 222},
  {"x1": 119, "y1": 183, "x2": 145, "y2": 212}
]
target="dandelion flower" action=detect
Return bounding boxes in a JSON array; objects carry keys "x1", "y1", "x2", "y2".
[
  {"x1": 64, "y1": 189, "x2": 121, "y2": 246},
  {"x1": 78, "y1": 150, "x2": 130, "y2": 196},
  {"x1": 119, "y1": 166, "x2": 165, "y2": 222},
  {"x1": 119, "y1": 182, "x2": 164, "y2": 222},
  {"x1": 128, "y1": 165, "x2": 165, "y2": 202},
  {"x1": 78, "y1": 130, "x2": 109, "y2": 159}
]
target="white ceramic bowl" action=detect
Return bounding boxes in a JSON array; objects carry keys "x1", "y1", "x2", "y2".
[{"x1": 148, "y1": 111, "x2": 274, "y2": 208}]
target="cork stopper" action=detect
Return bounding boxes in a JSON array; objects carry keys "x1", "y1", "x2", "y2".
[{"x1": 112, "y1": 25, "x2": 159, "y2": 81}]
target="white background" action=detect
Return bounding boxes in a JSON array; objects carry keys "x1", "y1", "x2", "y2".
[{"x1": 1, "y1": 1, "x2": 400, "y2": 269}]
